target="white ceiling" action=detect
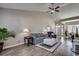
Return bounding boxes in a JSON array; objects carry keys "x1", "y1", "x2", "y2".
[
  {"x1": 0, "y1": 3, "x2": 49, "y2": 12},
  {"x1": 0, "y1": 3, "x2": 79, "y2": 21},
  {"x1": 58, "y1": 3, "x2": 79, "y2": 19},
  {"x1": 0, "y1": 3, "x2": 67, "y2": 12}
]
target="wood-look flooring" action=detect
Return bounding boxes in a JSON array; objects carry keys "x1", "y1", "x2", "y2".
[{"x1": 0, "y1": 37, "x2": 78, "y2": 56}]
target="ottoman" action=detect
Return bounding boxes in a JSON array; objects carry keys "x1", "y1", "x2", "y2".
[{"x1": 43, "y1": 38, "x2": 57, "y2": 46}]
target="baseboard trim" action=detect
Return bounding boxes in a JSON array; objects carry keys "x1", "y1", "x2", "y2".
[{"x1": 3, "y1": 43, "x2": 24, "y2": 50}]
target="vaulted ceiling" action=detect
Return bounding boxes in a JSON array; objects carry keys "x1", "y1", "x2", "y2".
[{"x1": 0, "y1": 3, "x2": 79, "y2": 22}]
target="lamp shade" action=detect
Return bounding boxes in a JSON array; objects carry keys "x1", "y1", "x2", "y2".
[
  {"x1": 23, "y1": 28, "x2": 29, "y2": 33},
  {"x1": 23, "y1": 28, "x2": 31, "y2": 37}
]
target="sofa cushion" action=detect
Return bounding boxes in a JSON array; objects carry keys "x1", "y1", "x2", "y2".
[{"x1": 32, "y1": 33, "x2": 46, "y2": 44}]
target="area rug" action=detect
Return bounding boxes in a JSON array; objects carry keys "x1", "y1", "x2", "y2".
[{"x1": 36, "y1": 42, "x2": 61, "y2": 52}]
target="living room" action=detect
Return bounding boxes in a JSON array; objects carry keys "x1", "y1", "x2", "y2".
[{"x1": 0, "y1": 3, "x2": 79, "y2": 56}]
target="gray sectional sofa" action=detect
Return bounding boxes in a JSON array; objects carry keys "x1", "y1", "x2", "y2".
[{"x1": 32, "y1": 33, "x2": 46, "y2": 44}]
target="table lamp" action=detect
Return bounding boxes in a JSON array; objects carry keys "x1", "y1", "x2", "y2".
[{"x1": 23, "y1": 28, "x2": 31, "y2": 37}]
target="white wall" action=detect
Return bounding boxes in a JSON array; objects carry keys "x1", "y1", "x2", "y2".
[
  {"x1": 0, "y1": 8, "x2": 55, "y2": 34},
  {"x1": 0, "y1": 8, "x2": 55, "y2": 49}
]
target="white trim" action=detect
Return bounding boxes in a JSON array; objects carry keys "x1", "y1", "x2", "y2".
[{"x1": 3, "y1": 43, "x2": 24, "y2": 49}]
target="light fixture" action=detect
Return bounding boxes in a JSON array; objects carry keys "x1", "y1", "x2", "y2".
[
  {"x1": 23, "y1": 28, "x2": 29, "y2": 33},
  {"x1": 51, "y1": 10, "x2": 55, "y2": 13}
]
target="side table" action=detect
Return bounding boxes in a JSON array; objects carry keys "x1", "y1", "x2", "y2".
[{"x1": 24, "y1": 36, "x2": 34, "y2": 46}]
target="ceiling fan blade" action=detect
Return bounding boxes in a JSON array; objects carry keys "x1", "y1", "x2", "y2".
[
  {"x1": 55, "y1": 10, "x2": 60, "y2": 12},
  {"x1": 55, "y1": 6, "x2": 60, "y2": 9},
  {"x1": 49, "y1": 7, "x2": 52, "y2": 9},
  {"x1": 49, "y1": 7, "x2": 54, "y2": 10}
]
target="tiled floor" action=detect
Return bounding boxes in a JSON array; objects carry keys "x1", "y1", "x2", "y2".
[{"x1": 0, "y1": 37, "x2": 78, "y2": 56}]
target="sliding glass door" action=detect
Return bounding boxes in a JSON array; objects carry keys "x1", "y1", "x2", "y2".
[{"x1": 55, "y1": 24, "x2": 64, "y2": 36}]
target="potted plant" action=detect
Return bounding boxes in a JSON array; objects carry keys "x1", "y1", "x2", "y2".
[
  {"x1": 8, "y1": 31, "x2": 15, "y2": 38},
  {"x1": 76, "y1": 27, "x2": 78, "y2": 37},
  {"x1": 65, "y1": 30, "x2": 68, "y2": 36},
  {"x1": 65, "y1": 30, "x2": 68, "y2": 39},
  {"x1": 0, "y1": 28, "x2": 9, "y2": 53}
]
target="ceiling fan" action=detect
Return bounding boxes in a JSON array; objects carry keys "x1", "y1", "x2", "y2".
[{"x1": 48, "y1": 3, "x2": 60, "y2": 14}]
